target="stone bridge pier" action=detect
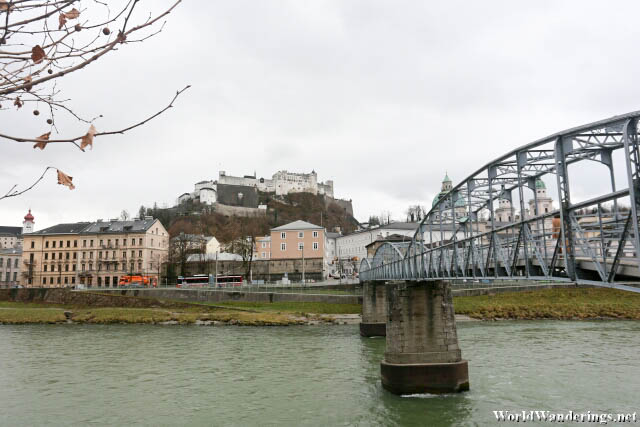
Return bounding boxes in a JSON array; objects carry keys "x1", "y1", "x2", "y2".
[
  {"x1": 360, "y1": 281, "x2": 388, "y2": 337},
  {"x1": 381, "y1": 280, "x2": 469, "y2": 395}
]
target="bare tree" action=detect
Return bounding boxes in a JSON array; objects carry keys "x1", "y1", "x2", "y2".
[
  {"x1": 0, "y1": 0, "x2": 187, "y2": 200},
  {"x1": 120, "y1": 209, "x2": 130, "y2": 221},
  {"x1": 405, "y1": 204, "x2": 427, "y2": 222}
]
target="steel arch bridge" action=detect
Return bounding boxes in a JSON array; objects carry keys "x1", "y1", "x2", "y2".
[{"x1": 360, "y1": 111, "x2": 640, "y2": 293}]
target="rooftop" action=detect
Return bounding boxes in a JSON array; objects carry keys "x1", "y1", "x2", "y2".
[
  {"x1": 272, "y1": 220, "x2": 323, "y2": 231},
  {"x1": 0, "y1": 226, "x2": 22, "y2": 236},
  {"x1": 29, "y1": 218, "x2": 158, "y2": 236}
]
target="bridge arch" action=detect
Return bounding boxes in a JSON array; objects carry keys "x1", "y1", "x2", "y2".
[{"x1": 362, "y1": 112, "x2": 640, "y2": 292}]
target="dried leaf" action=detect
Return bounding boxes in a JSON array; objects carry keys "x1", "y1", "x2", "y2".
[
  {"x1": 80, "y1": 124, "x2": 97, "y2": 150},
  {"x1": 13, "y1": 97, "x2": 22, "y2": 108},
  {"x1": 31, "y1": 45, "x2": 46, "y2": 64},
  {"x1": 57, "y1": 169, "x2": 75, "y2": 190},
  {"x1": 58, "y1": 13, "x2": 67, "y2": 30},
  {"x1": 33, "y1": 132, "x2": 51, "y2": 150},
  {"x1": 23, "y1": 75, "x2": 33, "y2": 91},
  {"x1": 0, "y1": 1, "x2": 13, "y2": 12},
  {"x1": 63, "y1": 8, "x2": 80, "y2": 19}
]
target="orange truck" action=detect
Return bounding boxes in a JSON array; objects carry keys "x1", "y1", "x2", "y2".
[{"x1": 118, "y1": 275, "x2": 157, "y2": 287}]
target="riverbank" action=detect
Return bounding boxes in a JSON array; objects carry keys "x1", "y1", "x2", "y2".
[
  {"x1": 453, "y1": 287, "x2": 640, "y2": 320},
  {"x1": 1, "y1": 287, "x2": 639, "y2": 324}
]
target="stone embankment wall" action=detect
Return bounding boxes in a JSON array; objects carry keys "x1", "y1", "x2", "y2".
[
  {"x1": 97, "y1": 289, "x2": 362, "y2": 305},
  {"x1": 0, "y1": 288, "x2": 198, "y2": 308}
]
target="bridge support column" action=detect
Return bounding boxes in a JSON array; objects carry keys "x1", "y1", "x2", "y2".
[
  {"x1": 360, "y1": 281, "x2": 387, "y2": 337},
  {"x1": 381, "y1": 280, "x2": 469, "y2": 395}
]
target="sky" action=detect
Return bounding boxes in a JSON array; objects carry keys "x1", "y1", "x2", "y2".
[{"x1": 2, "y1": 0, "x2": 640, "y2": 230}]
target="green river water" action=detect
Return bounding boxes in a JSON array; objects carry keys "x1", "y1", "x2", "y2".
[{"x1": 1, "y1": 321, "x2": 639, "y2": 426}]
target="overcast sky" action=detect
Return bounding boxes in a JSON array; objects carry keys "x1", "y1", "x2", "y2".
[{"x1": 2, "y1": 1, "x2": 640, "y2": 230}]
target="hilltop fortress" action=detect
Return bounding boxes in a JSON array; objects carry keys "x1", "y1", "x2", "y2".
[{"x1": 176, "y1": 170, "x2": 349, "y2": 215}]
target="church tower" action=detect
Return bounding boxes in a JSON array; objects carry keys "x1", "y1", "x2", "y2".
[{"x1": 22, "y1": 209, "x2": 35, "y2": 234}]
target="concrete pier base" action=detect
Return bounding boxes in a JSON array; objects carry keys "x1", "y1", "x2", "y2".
[
  {"x1": 360, "y1": 281, "x2": 388, "y2": 337},
  {"x1": 359, "y1": 322, "x2": 386, "y2": 337},
  {"x1": 381, "y1": 280, "x2": 469, "y2": 395}
]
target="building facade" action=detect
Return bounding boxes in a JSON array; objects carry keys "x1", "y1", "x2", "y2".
[
  {"x1": 254, "y1": 236, "x2": 271, "y2": 260},
  {"x1": 0, "y1": 248, "x2": 21, "y2": 287},
  {"x1": 270, "y1": 220, "x2": 328, "y2": 279},
  {"x1": 20, "y1": 217, "x2": 169, "y2": 288}
]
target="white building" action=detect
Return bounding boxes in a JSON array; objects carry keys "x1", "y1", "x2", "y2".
[
  {"x1": 336, "y1": 222, "x2": 419, "y2": 264},
  {"x1": 176, "y1": 181, "x2": 217, "y2": 206},
  {"x1": 177, "y1": 169, "x2": 335, "y2": 206}
]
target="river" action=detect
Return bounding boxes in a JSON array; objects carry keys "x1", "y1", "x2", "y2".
[{"x1": 1, "y1": 321, "x2": 638, "y2": 426}]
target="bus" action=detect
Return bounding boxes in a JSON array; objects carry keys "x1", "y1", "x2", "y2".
[
  {"x1": 118, "y1": 275, "x2": 157, "y2": 287},
  {"x1": 176, "y1": 274, "x2": 212, "y2": 288},
  {"x1": 176, "y1": 275, "x2": 244, "y2": 288}
]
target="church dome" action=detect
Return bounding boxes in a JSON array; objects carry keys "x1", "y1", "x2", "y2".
[
  {"x1": 442, "y1": 173, "x2": 452, "y2": 183},
  {"x1": 24, "y1": 209, "x2": 34, "y2": 222},
  {"x1": 535, "y1": 178, "x2": 546, "y2": 189}
]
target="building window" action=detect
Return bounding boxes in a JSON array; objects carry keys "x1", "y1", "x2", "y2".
[
  {"x1": 83, "y1": 240, "x2": 86, "y2": 247},
  {"x1": 138, "y1": 250, "x2": 142, "y2": 257},
  {"x1": 64, "y1": 277, "x2": 68, "y2": 285},
  {"x1": 51, "y1": 253, "x2": 55, "y2": 260},
  {"x1": 31, "y1": 241, "x2": 35, "y2": 248},
  {"x1": 74, "y1": 240, "x2": 78, "y2": 248},
  {"x1": 90, "y1": 252, "x2": 93, "y2": 259},
  {"x1": 44, "y1": 265, "x2": 47, "y2": 272},
  {"x1": 281, "y1": 243, "x2": 286, "y2": 251},
  {"x1": 313, "y1": 242, "x2": 319, "y2": 250},
  {"x1": 57, "y1": 277, "x2": 61, "y2": 284},
  {"x1": 73, "y1": 252, "x2": 77, "y2": 259},
  {"x1": 66, "y1": 240, "x2": 70, "y2": 248},
  {"x1": 66, "y1": 253, "x2": 70, "y2": 260},
  {"x1": 298, "y1": 243, "x2": 304, "y2": 250},
  {"x1": 82, "y1": 264, "x2": 85, "y2": 271},
  {"x1": 313, "y1": 231, "x2": 318, "y2": 238},
  {"x1": 72, "y1": 265, "x2": 76, "y2": 272},
  {"x1": 65, "y1": 264, "x2": 69, "y2": 272},
  {"x1": 59, "y1": 240, "x2": 63, "y2": 248},
  {"x1": 138, "y1": 261, "x2": 142, "y2": 270},
  {"x1": 90, "y1": 240, "x2": 94, "y2": 247},
  {"x1": 281, "y1": 232, "x2": 286, "y2": 239},
  {"x1": 261, "y1": 252, "x2": 266, "y2": 258},
  {"x1": 71, "y1": 277, "x2": 75, "y2": 285},
  {"x1": 139, "y1": 238, "x2": 143, "y2": 245},
  {"x1": 52, "y1": 241, "x2": 56, "y2": 248},
  {"x1": 105, "y1": 277, "x2": 110, "y2": 286},
  {"x1": 298, "y1": 232, "x2": 304, "y2": 238},
  {"x1": 99, "y1": 251, "x2": 102, "y2": 259},
  {"x1": 123, "y1": 251, "x2": 126, "y2": 258},
  {"x1": 131, "y1": 238, "x2": 135, "y2": 245},
  {"x1": 131, "y1": 250, "x2": 135, "y2": 257},
  {"x1": 50, "y1": 277, "x2": 53, "y2": 284},
  {"x1": 46, "y1": 241, "x2": 49, "y2": 248},
  {"x1": 82, "y1": 252, "x2": 86, "y2": 259},
  {"x1": 43, "y1": 277, "x2": 46, "y2": 285},
  {"x1": 14, "y1": 258, "x2": 17, "y2": 268}
]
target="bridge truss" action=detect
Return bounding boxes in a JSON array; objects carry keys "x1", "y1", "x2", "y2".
[{"x1": 360, "y1": 112, "x2": 640, "y2": 292}]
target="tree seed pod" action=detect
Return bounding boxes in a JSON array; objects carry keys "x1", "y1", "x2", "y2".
[
  {"x1": 102, "y1": 27, "x2": 110, "y2": 35},
  {"x1": 74, "y1": 24, "x2": 81, "y2": 32},
  {"x1": 33, "y1": 110, "x2": 40, "y2": 116},
  {"x1": 47, "y1": 118, "x2": 53, "y2": 125},
  {"x1": 47, "y1": 69, "x2": 53, "y2": 74}
]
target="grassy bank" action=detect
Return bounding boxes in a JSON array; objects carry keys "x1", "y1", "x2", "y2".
[
  {"x1": 2, "y1": 287, "x2": 639, "y2": 324},
  {"x1": 0, "y1": 301, "x2": 300, "y2": 326},
  {"x1": 453, "y1": 287, "x2": 640, "y2": 320}
]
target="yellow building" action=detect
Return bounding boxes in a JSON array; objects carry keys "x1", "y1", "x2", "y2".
[{"x1": 20, "y1": 217, "x2": 169, "y2": 288}]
